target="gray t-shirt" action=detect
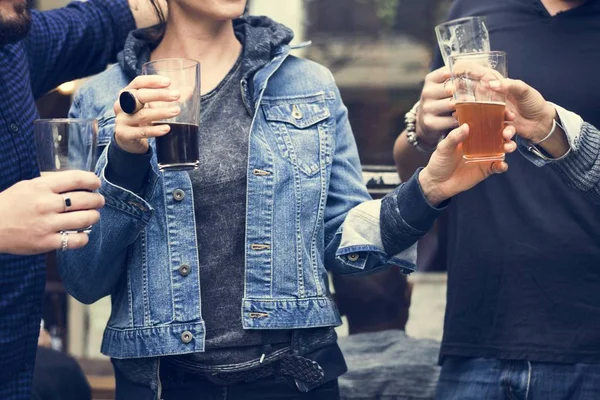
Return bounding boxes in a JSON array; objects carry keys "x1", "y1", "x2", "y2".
[{"x1": 169, "y1": 57, "x2": 290, "y2": 369}]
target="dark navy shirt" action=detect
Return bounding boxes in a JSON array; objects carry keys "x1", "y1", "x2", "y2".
[
  {"x1": 433, "y1": 0, "x2": 600, "y2": 364},
  {"x1": 0, "y1": 2, "x2": 134, "y2": 397}
]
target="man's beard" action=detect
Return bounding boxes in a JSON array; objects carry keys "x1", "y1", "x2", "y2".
[{"x1": 0, "y1": 1, "x2": 31, "y2": 46}]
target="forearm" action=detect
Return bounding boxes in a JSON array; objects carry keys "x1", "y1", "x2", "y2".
[
  {"x1": 393, "y1": 130, "x2": 434, "y2": 182},
  {"x1": 380, "y1": 169, "x2": 447, "y2": 255},
  {"x1": 57, "y1": 202, "x2": 148, "y2": 303}
]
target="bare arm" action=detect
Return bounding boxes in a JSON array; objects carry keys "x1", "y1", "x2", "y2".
[{"x1": 393, "y1": 67, "x2": 457, "y2": 181}]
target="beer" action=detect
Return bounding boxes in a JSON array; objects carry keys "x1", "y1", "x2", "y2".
[
  {"x1": 455, "y1": 101, "x2": 505, "y2": 161},
  {"x1": 143, "y1": 59, "x2": 201, "y2": 171},
  {"x1": 154, "y1": 122, "x2": 200, "y2": 170}
]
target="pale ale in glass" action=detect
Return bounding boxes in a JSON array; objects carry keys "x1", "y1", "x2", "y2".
[
  {"x1": 455, "y1": 101, "x2": 505, "y2": 162},
  {"x1": 449, "y1": 51, "x2": 507, "y2": 162}
]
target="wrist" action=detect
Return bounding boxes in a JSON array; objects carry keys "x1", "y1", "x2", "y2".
[
  {"x1": 418, "y1": 168, "x2": 447, "y2": 206},
  {"x1": 532, "y1": 103, "x2": 558, "y2": 143},
  {"x1": 416, "y1": 127, "x2": 442, "y2": 148},
  {"x1": 115, "y1": 136, "x2": 147, "y2": 155}
]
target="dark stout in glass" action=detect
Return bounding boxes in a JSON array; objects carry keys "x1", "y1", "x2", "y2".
[
  {"x1": 154, "y1": 122, "x2": 200, "y2": 171},
  {"x1": 455, "y1": 101, "x2": 505, "y2": 161}
]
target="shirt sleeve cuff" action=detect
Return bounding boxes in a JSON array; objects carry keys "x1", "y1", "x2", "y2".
[
  {"x1": 105, "y1": 138, "x2": 153, "y2": 194},
  {"x1": 518, "y1": 102, "x2": 584, "y2": 167},
  {"x1": 397, "y1": 168, "x2": 449, "y2": 232},
  {"x1": 550, "y1": 102, "x2": 584, "y2": 151}
]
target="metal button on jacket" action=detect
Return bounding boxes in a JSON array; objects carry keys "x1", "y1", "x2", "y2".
[
  {"x1": 181, "y1": 331, "x2": 193, "y2": 344},
  {"x1": 347, "y1": 253, "x2": 360, "y2": 262},
  {"x1": 173, "y1": 189, "x2": 185, "y2": 201},
  {"x1": 178, "y1": 264, "x2": 190, "y2": 276}
]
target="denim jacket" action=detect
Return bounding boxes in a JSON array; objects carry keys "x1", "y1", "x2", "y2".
[{"x1": 59, "y1": 20, "x2": 437, "y2": 361}]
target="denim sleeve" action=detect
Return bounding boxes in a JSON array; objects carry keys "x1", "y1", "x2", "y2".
[
  {"x1": 26, "y1": 0, "x2": 135, "y2": 99},
  {"x1": 58, "y1": 144, "x2": 157, "y2": 304},
  {"x1": 322, "y1": 71, "x2": 436, "y2": 275},
  {"x1": 59, "y1": 93, "x2": 156, "y2": 304}
]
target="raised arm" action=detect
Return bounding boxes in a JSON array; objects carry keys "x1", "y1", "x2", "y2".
[
  {"x1": 325, "y1": 71, "x2": 516, "y2": 275},
  {"x1": 26, "y1": 0, "x2": 165, "y2": 98}
]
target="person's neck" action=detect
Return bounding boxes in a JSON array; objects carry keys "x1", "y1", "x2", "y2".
[
  {"x1": 540, "y1": 0, "x2": 585, "y2": 16},
  {"x1": 152, "y1": 6, "x2": 242, "y2": 95}
]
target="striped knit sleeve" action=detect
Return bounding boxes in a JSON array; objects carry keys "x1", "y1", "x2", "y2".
[{"x1": 552, "y1": 123, "x2": 600, "y2": 203}]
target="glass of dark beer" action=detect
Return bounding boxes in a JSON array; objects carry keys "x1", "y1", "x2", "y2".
[
  {"x1": 34, "y1": 118, "x2": 99, "y2": 233},
  {"x1": 449, "y1": 51, "x2": 507, "y2": 162},
  {"x1": 142, "y1": 58, "x2": 201, "y2": 171}
]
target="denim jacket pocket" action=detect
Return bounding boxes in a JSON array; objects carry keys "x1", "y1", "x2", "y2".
[{"x1": 262, "y1": 96, "x2": 332, "y2": 176}]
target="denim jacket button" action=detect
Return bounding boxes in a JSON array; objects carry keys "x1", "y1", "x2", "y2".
[
  {"x1": 173, "y1": 189, "x2": 185, "y2": 201},
  {"x1": 347, "y1": 253, "x2": 360, "y2": 262},
  {"x1": 292, "y1": 104, "x2": 303, "y2": 119},
  {"x1": 178, "y1": 264, "x2": 191, "y2": 276},
  {"x1": 181, "y1": 331, "x2": 193, "y2": 344}
]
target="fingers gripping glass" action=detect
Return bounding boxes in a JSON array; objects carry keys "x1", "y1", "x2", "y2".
[
  {"x1": 449, "y1": 51, "x2": 508, "y2": 163},
  {"x1": 142, "y1": 58, "x2": 201, "y2": 171},
  {"x1": 33, "y1": 118, "x2": 98, "y2": 233}
]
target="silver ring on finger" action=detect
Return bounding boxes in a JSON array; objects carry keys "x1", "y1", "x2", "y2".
[
  {"x1": 61, "y1": 194, "x2": 72, "y2": 213},
  {"x1": 119, "y1": 90, "x2": 144, "y2": 115},
  {"x1": 61, "y1": 232, "x2": 69, "y2": 252}
]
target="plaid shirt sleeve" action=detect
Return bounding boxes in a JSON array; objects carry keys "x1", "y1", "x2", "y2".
[{"x1": 25, "y1": 0, "x2": 136, "y2": 99}]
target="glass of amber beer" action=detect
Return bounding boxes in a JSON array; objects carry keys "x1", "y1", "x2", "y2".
[{"x1": 449, "y1": 51, "x2": 507, "y2": 162}]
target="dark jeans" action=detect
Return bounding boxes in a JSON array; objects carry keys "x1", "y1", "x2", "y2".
[
  {"x1": 114, "y1": 363, "x2": 340, "y2": 400},
  {"x1": 436, "y1": 356, "x2": 600, "y2": 400}
]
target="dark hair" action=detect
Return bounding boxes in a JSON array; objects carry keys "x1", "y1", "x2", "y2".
[
  {"x1": 148, "y1": 0, "x2": 167, "y2": 26},
  {"x1": 332, "y1": 266, "x2": 412, "y2": 334}
]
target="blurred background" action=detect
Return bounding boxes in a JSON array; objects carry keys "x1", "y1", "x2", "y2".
[{"x1": 33, "y1": 0, "x2": 452, "y2": 398}]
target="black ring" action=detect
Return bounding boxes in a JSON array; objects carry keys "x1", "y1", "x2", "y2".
[
  {"x1": 61, "y1": 194, "x2": 72, "y2": 212},
  {"x1": 119, "y1": 91, "x2": 141, "y2": 115}
]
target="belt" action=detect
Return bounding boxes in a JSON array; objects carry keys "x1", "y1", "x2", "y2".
[{"x1": 163, "y1": 354, "x2": 325, "y2": 386}]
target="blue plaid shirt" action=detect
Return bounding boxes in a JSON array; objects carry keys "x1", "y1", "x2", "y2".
[{"x1": 0, "y1": 1, "x2": 134, "y2": 397}]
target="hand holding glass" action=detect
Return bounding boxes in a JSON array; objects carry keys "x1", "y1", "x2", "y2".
[
  {"x1": 142, "y1": 58, "x2": 201, "y2": 171},
  {"x1": 449, "y1": 51, "x2": 507, "y2": 162},
  {"x1": 34, "y1": 118, "x2": 99, "y2": 233}
]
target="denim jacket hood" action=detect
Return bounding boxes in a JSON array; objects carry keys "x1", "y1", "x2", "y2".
[{"x1": 58, "y1": 17, "x2": 430, "y2": 361}]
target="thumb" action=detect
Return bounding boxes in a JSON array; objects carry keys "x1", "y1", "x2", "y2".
[{"x1": 437, "y1": 124, "x2": 469, "y2": 155}]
